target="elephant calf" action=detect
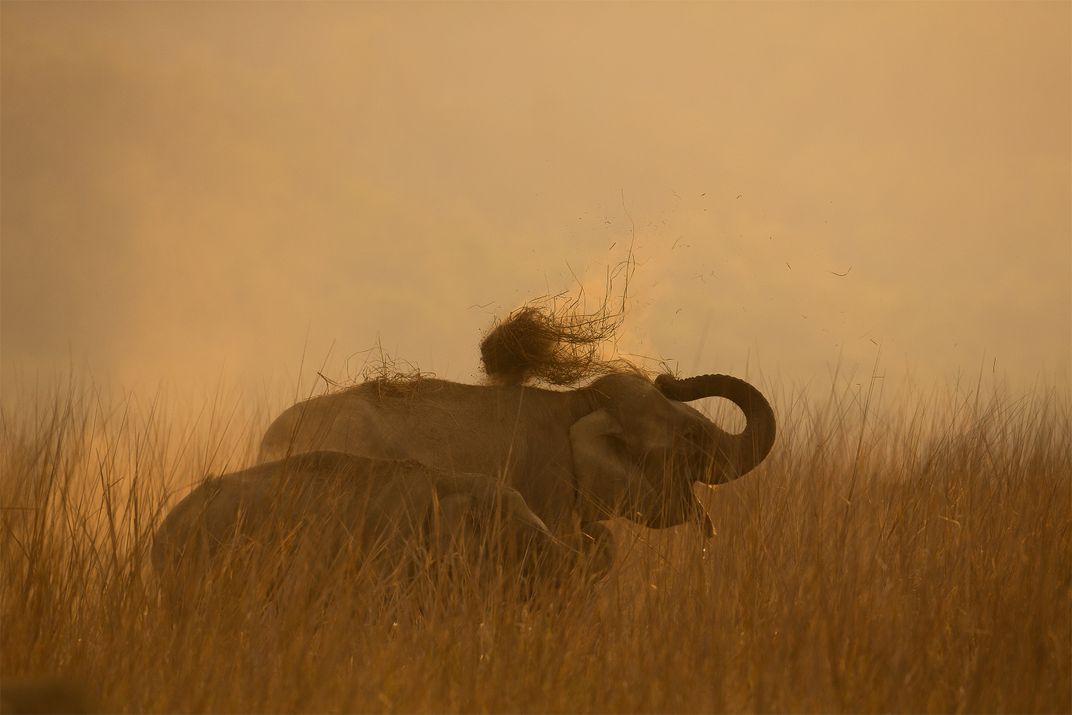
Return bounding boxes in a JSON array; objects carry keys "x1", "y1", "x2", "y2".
[{"x1": 152, "y1": 452, "x2": 605, "y2": 612}]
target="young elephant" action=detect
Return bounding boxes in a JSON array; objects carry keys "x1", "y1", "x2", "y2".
[{"x1": 152, "y1": 452, "x2": 608, "y2": 613}]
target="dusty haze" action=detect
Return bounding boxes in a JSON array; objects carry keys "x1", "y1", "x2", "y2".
[{"x1": 2, "y1": 2, "x2": 1069, "y2": 400}]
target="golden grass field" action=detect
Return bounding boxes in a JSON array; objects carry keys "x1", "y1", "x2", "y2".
[{"x1": 1, "y1": 372, "x2": 1069, "y2": 713}]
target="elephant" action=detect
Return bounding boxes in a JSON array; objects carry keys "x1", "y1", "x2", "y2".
[
  {"x1": 258, "y1": 372, "x2": 776, "y2": 548},
  {"x1": 152, "y1": 451, "x2": 596, "y2": 611}
]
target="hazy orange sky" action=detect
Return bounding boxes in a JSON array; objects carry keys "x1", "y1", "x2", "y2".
[{"x1": 2, "y1": 2, "x2": 1069, "y2": 402}]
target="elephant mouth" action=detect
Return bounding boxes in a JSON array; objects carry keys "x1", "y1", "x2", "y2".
[{"x1": 632, "y1": 472, "x2": 696, "y2": 528}]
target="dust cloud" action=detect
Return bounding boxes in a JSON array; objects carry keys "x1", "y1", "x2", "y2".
[{"x1": 2, "y1": 3, "x2": 1069, "y2": 403}]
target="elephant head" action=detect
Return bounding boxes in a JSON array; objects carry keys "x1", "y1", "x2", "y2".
[
  {"x1": 427, "y1": 474, "x2": 560, "y2": 559},
  {"x1": 426, "y1": 475, "x2": 607, "y2": 587},
  {"x1": 569, "y1": 372, "x2": 776, "y2": 527}
]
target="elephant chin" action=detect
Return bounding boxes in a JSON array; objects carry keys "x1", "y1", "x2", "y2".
[
  {"x1": 640, "y1": 505, "x2": 712, "y2": 535},
  {"x1": 633, "y1": 482, "x2": 703, "y2": 530}
]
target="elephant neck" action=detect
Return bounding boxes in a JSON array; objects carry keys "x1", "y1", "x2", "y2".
[
  {"x1": 506, "y1": 382, "x2": 602, "y2": 423},
  {"x1": 566, "y1": 386, "x2": 606, "y2": 523},
  {"x1": 566, "y1": 385, "x2": 604, "y2": 422}
]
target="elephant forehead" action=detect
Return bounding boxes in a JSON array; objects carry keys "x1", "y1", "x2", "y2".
[
  {"x1": 600, "y1": 376, "x2": 692, "y2": 420},
  {"x1": 618, "y1": 391, "x2": 702, "y2": 439},
  {"x1": 666, "y1": 398, "x2": 708, "y2": 425}
]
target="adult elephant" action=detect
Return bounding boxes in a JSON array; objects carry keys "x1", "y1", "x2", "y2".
[{"x1": 259, "y1": 372, "x2": 776, "y2": 542}]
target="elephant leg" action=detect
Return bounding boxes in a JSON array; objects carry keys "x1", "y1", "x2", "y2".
[
  {"x1": 545, "y1": 521, "x2": 615, "y2": 586},
  {"x1": 513, "y1": 521, "x2": 615, "y2": 594},
  {"x1": 578, "y1": 521, "x2": 616, "y2": 582}
]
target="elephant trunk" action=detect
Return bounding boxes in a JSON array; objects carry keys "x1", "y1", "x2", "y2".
[{"x1": 654, "y1": 373, "x2": 776, "y2": 483}]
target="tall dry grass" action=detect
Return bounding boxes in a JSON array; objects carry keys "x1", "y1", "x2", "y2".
[{"x1": 1, "y1": 371, "x2": 1068, "y2": 713}]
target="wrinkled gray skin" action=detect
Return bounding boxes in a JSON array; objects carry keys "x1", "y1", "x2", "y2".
[
  {"x1": 259, "y1": 373, "x2": 776, "y2": 545},
  {"x1": 152, "y1": 452, "x2": 593, "y2": 601}
]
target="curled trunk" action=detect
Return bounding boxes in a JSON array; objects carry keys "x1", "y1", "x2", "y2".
[{"x1": 655, "y1": 373, "x2": 776, "y2": 483}]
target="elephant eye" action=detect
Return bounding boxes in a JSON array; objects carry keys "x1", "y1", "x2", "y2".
[{"x1": 680, "y1": 426, "x2": 704, "y2": 445}]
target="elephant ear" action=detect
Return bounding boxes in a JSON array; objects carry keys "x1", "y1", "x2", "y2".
[
  {"x1": 430, "y1": 477, "x2": 558, "y2": 548},
  {"x1": 569, "y1": 409, "x2": 643, "y2": 523},
  {"x1": 490, "y1": 484, "x2": 557, "y2": 541},
  {"x1": 427, "y1": 480, "x2": 563, "y2": 572}
]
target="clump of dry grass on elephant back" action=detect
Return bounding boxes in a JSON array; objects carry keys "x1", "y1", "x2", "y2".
[
  {"x1": 357, "y1": 353, "x2": 437, "y2": 398},
  {"x1": 317, "y1": 343, "x2": 437, "y2": 398},
  {"x1": 480, "y1": 297, "x2": 643, "y2": 387}
]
